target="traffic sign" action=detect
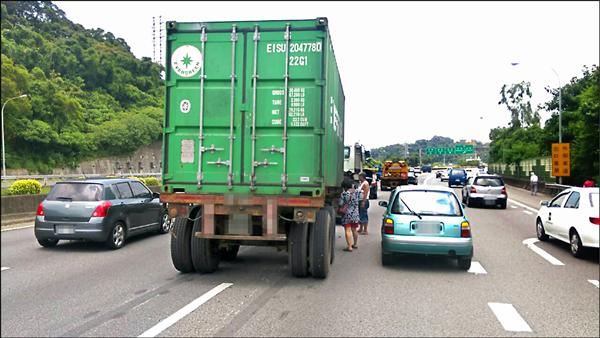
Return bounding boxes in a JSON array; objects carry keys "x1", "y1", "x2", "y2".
[
  {"x1": 425, "y1": 144, "x2": 475, "y2": 155},
  {"x1": 551, "y1": 143, "x2": 570, "y2": 177}
]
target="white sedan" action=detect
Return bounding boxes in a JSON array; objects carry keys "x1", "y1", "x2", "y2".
[{"x1": 536, "y1": 187, "x2": 599, "y2": 257}]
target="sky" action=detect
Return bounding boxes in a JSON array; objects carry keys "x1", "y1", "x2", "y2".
[{"x1": 56, "y1": 1, "x2": 599, "y2": 150}]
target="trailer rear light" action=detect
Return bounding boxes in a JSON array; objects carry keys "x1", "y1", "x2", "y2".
[
  {"x1": 590, "y1": 217, "x2": 600, "y2": 225},
  {"x1": 383, "y1": 218, "x2": 394, "y2": 234},
  {"x1": 460, "y1": 221, "x2": 471, "y2": 237},
  {"x1": 36, "y1": 202, "x2": 44, "y2": 216},
  {"x1": 470, "y1": 187, "x2": 477, "y2": 193},
  {"x1": 92, "y1": 201, "x2": 112, "y2": 218}
]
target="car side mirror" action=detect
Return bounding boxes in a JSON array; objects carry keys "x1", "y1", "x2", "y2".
[
  {"x1": 540, "y1": 201, "x2": 549, "y2": 207},
  {"x1": 378, "y1": 201, "x2": 388, "y2": 208},
  {"x1": 152, "y1": 192, "x2": 160, "y2": 199}
]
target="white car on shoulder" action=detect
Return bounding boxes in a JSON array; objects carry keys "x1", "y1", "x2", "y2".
[{"x1": 535, "y1": 187, "x2": 599, "y2": 257}]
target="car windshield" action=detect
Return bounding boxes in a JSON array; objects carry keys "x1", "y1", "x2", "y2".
[
  {"x1": 46, "y1": 183, "x2": 104, "y2": 202},
  {"x1": 392, "y1": 190, "x2": 462, "y2": 216},
  {"x1": 474, "y1": 177, "x2": 503, "y2": 187}
]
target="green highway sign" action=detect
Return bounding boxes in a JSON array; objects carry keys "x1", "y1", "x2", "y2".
[{"x1": 425, "y1": 144, "x2": 474, "y2": 155}]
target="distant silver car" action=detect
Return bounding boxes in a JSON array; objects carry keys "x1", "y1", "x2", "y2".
[
  {"x1": 34, "y1": 178, "x2": 171, "y2": 249},
  {"x1": 461, "y1": 175, "x2": 507, "y2": 209}
]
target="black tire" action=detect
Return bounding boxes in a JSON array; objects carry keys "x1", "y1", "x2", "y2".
[
  {"x1": 569, "y1": 230, "x2": 585, "y2": 258},
  {"x1": 106, "y1": 222, "x2": 126, "y2": 250},
  {"x1": 457, "y1": 257, "x2": 471, "y2": 270},
  {"x1": 170, "y1": 217, "x2": 194, "y2": 273},
  {"x1": 499, "y1": 200, "x2": 507, "y2": 209},
  {"x1": 288, "y1": 222, "x2": 309, "y2": 277},
  {"x1": 37, "y1": 238, "x2": 59, "y2": 248},
  {"x1": 310, "y1": 209, "x2": 332, "y2": 279},
  {"x1": 536, "y1": 219, "x2": 549, "y2": 241},
  {"x1": 462, "y1": 193, "x2": 466, "y2": 204},
  {"x1": 381, "y1": 252, "x2": 393, "y2": 266},
  {"x1": 325, "y1": 206, "x2": 336, "y2": 265},
  {"x1": 191, "y1": 220, "x2": 220, "y2": 273},
  {"x1": 220, "y1": 245, "x2": 240, "y2": 262},
  {"x1": 466, "y1": 196, "x2": 473, "y2": 208},
  {"x1": 157, "y1": 211, "x2": 173, "y2": 234}
]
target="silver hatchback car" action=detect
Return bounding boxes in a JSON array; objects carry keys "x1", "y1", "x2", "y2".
[
  {"x1": 34, "y1": 179, "x2": 170, "y2": 249},
  {"x1": 461, "y1": 175, "x2": 507, "y2": 209}
]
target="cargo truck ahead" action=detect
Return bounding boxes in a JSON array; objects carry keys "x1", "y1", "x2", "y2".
[{"x1": 160, "y1": 18, "x2": 344, "y2": 278}]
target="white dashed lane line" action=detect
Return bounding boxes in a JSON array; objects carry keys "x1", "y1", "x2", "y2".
[
  {"x1": 522, "y1": 238, "x2": 564, "y2": 266},
  {"x1": 508, "y1": 198, "x2": 538, "y2": 213},
  {"x1": 468, "y1": 261, "x2": 487, "y2": 275},
  {"x1": 1, "y1": 267, "x2": 10, "y2": 271},
  {"x1": 588, "y1": 280, "x2": 599, "y2": 288},
  {"x1": 138, "y1": 282, "x2": 233, "y2": 337},
  {"x1": 510, "y1": 205, "x2": 518, "y2": 209},
  {"x1": 522, "y1": 210, "x2": 534, "y2": 215},
  {"x1": 488, "y1": 302, "x2": 533, "y2": 332}
]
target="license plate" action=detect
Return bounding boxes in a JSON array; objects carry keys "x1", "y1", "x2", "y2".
[
  {"x1": 56, "y1": 225, "x2": 75, "y2": 234},
  {"x1": 416, "y1": 222, "x2": 442, "y2": 234},
  {"x1": 484, "y1": 199, "x2": 495, "y2": 205}
]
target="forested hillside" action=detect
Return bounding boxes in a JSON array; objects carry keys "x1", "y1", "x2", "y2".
[{"x1": 1, "y1": 1, "x2": 163, "y2": 173}]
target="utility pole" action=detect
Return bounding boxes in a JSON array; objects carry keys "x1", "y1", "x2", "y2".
[{"x1": 419, "y1": 148, "x2": 422, "y2": 166}]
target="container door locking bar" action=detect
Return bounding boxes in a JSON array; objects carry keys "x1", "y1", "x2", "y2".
[
  {"x1": 281, "y1": 24, "x2": 291, "y2": 192},
  {"x1": 197, "y1": 26, "x2": 207, "y2": 187},
  {"x1": 227, "y1": 25, "x2": 237, "y2": 190},
  {"x1": 250, "y1": 25, "x2": 260, "y2": 191}
]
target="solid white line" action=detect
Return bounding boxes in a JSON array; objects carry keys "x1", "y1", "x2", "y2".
[
  {"x1": 1, "y1": 267, "x2": 10, "y2": 271},
  {"x1": 522, "y1": 238, "x2": 564, "y2": 266},
  {"x1": 588, "y1": 280, "x2": 599, "y2": 288},
  {"x1": 522, "y1": 210, "x2": 533, "y2": 215},
  {"x1": 488, "y1": 302, "x2": 532, "y2": 332},
  {"x1": 138, "y1": 283, "x2": 232, "y2": 337},
  {"x1": 468, "y1": 261, "x2": 487, "y2": 275},
  {"x1": 508, "y1": 198, "x2": 538, "y2": 213},
  {"x1": 510, "y1": 205, "x2": 518, "y2": 209},
  {"x1": 1, "y1": 224, "x2": 34, "y2": 232}
]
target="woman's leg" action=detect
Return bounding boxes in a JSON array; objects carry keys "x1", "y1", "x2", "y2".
[
  {"x1": 351, "y1": 226, "x2": 359, "y2": 248},
  {"x1": 344, "y1": 226, "x2": 354, "y2": 250}
]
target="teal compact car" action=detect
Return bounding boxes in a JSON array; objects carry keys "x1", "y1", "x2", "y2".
[{"x1": 379, "y1": 185, "x2": 473, "y2": 269}]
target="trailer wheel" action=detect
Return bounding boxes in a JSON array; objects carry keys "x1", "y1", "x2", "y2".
[
  {"x1": 170, "y1": 217, "x2": 194, "y2": 273},
  {"x1": 191, "y1": 219, "x2": 220, "y2": 273},
  {"x1": 220, "y1": 245, "x2": 240, "y2": 261},
  {"x1": 325, "y1": 206, "x2": 336, "y2": 265},
  {"x1": 288, "y1": 222, "x2": 309, "y2": 277},
  {"x1": 309, "y1": 209, "x2": 331, "y2": 279}
]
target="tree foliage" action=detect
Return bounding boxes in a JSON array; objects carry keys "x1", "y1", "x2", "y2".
[
  {"x1": 490, "y1": 65, "x2": 599, "y2": 185},
  {"x1": 1, "y1": 1, "x2": 163, "y2": 173}
]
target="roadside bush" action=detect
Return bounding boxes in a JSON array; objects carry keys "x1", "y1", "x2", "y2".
[
  {"x1": 8, "y1": 179, "x2": 43, "y2": 195},
  {"x1": 143, "y1": 177, "x2": 160, "y2": 186}
]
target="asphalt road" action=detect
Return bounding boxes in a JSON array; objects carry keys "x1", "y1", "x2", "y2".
[{"x1": 1, "y1": 173, "x2": 598, "y2": 337}]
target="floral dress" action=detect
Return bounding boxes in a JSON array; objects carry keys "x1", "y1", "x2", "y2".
[{"x1": 339, "y1": 189, "x2": 362, "y2": 225}]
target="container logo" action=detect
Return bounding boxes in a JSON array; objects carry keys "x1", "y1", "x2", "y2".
[
  {"x1": 180, "y1": 99, "x2": 191, "y2": 113},
  {"x1": 171, "y1": 45, "x2": 202, "y2": 78}
]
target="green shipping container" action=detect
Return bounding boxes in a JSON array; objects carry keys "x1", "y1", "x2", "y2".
[{"x1": 162, "y1": 18, "x2": 345, "y2": 197}]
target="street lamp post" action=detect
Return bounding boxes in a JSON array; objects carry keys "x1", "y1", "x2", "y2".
[{"x1": 1, "y1": 94, "x2": 28, "y2": 179}]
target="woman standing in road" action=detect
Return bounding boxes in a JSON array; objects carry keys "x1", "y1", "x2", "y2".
[
  {"x1": 357, "y1": 172, "x2": 370, "y2": 235},
  {"x1": 339, "y1": 178, "x2": 361, "y2": 252}
]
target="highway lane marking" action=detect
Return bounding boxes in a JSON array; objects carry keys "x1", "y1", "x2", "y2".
[
  {"x1": 511, "y1": 205, "x2": 518, "y2": 209},
  {"x1": 488, "y1": 302, "x2": 532, "y2": 332},
  {"x1": 468, "y1": 261, "x2": 487, "y2": 274},
  {"x1": 507, "y1": 198, "x2": 538, "y2": 213},
  {"x1": 588, "y1": 280, "x2": 599, "y2": 288},
  {"x1": 522, "y1": 238, "x2": 564, "y2": 266},
  {"x1": 138, "y1": 282, "x2": 233, "y2": 337},
  {"x1": 522, "y1": 210, "x2": 534, "y2": 215},
  {"x1": 1, "y1": 267, "x2": 10, "y2": 271},
  {"x1": 1, "y1": 224, "x2": 34, "y2": 232}
]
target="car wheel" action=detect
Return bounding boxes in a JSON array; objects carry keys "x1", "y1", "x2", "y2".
[
  {"x1": 466, "y1": 196, "x2": 473, "y2": 208},
  {"x1": 191, "y1": 220, "x2": 220, "y2": 273},
  {"x1": 158, "y1": 211, "x2": 173, "y2": 234},
  {"x1": 457, "y1": 257, "x2": 471, "y2": 270},
  {"x1": 381, "y1": 252, "x2": 393, "y2": 266},
  {"x1": 570, "y1": 230, "x2": 585, "y2": 258},
  {"x1": 288, "y1": 222, "x2": 309, "y2": 277},
  {"x1": 536, "y1": 219, "x2": 549, "y2": 241},
  {"x1": 106, "y1": 222, "x2": 126, "y2": 250},
  {"x1": 499, "y1": 201, "x2": 507, "y2": 209},
  {"x1": 37, "y1": 238, "x2": 59, "y2": 248}
]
